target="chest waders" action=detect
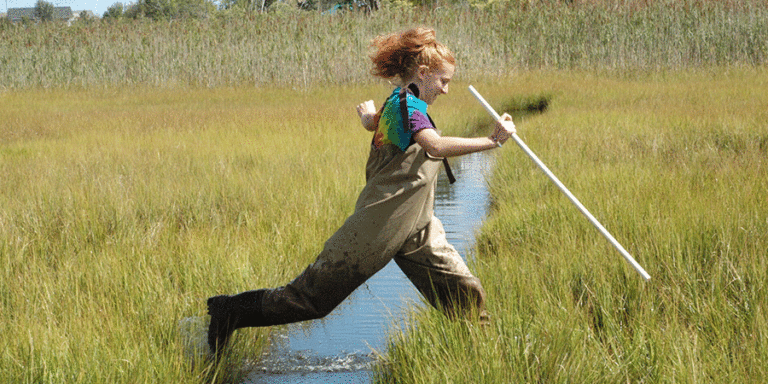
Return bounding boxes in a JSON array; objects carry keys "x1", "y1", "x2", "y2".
[{"x1": 207, "y1": 89, "x2": 487, "y2": 357}]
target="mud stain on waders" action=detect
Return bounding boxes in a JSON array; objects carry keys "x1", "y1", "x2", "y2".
[{"x1": 242, "y1": 152, "x2": 493, "y2": 384}]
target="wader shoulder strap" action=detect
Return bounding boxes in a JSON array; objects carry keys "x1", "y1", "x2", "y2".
[{"x1": 399, "y1": 88, "x2": 456, "y2": 184}]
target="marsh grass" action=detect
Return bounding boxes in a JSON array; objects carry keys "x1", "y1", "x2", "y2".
[
  {"x1": 3, "y1": 70, "x2": 765, "y2": 383},
  {"x1": 2, "y1": 2, "x2": 768, "y2": 381},
  {"x1": 374, "y1": 68, "x2": 768, "y2": 383},
  {"x1": 1, "y1": 1, "x2": 767, "y2": 89},
  {"x1": 2, "y1": 71, "x2": 766, "y2": 382},
  {"x1": 0, "y1": 84, "x2": 394, "y2": 383}
]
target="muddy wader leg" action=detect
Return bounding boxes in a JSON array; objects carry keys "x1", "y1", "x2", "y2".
[
  {"x1": 394, "y1": 216, "x2": 489, "y2": 321},
  {"x1": 207, "y1": 204, "x2": 409, "y2": 356},
  {"x1": 207, "y1": 249, "x2": 394, "y2": 356}
]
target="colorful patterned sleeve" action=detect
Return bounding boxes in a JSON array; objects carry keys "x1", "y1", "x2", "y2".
[{"x1": 409, "y1": 109, "x2": 433, "y2": 134}]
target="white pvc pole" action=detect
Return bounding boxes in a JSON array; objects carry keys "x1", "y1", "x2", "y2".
[{"x1": 469, "y1": 85, "x2": 651, "y2": 281}]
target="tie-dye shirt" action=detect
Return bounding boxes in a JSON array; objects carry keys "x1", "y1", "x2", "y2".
[{"x1": 373, "y1": 86, "x2": 434, "y2": 151}]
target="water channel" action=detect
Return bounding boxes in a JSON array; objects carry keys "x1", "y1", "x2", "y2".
[{"x1": 241, "y1": 152, "x2": 494, "y2": 384}]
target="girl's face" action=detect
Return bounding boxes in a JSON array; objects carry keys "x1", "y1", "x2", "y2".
[{"x1": 414, "y1": 62, "x2": 455, "y2": 105}]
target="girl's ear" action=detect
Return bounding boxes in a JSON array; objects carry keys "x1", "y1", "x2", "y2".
[{"x1": 416, "y1": 65, "x2": 430, "y2": 80}]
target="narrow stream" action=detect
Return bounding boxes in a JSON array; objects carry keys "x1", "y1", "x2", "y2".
[{"x1": 242, "y1": 152, "x2": 494, "y2": 384}]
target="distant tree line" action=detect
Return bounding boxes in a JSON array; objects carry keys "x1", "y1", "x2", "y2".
[
  {"x1": 102, "y1": 0, "x2": 215, "y2": 20},
  {"x1": 100, "y1": 0, "x2": 380, "y2": 20}
]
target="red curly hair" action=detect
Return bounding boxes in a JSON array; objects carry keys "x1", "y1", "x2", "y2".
[{"x1": 369, "y1": 27, "x2": 455, "y2": 85}]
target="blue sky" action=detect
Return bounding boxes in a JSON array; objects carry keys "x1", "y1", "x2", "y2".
[{"x1": 3, "y1": 0, "x2": 115, "y2": 16}]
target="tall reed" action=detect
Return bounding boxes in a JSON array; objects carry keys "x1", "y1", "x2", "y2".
[{"x1": 1, "y1": 1, "x2": 767, "y2": 89}]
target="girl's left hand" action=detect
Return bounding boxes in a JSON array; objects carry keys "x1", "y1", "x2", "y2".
[{"x1": 491, "y1": 113, "x2": 515, "y2": 145}]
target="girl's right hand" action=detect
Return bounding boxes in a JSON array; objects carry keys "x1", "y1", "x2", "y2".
[{"x1": 357, "y1": 100, "x2": 378, "y2": 132}]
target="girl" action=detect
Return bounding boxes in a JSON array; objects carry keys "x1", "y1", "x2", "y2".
[{"x1": 207, "y1": 26, "x2": 516, "y2": 357}]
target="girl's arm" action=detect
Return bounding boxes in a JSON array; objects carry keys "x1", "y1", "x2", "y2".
[{"x1": 413, "y1": 113, "x2": 515, "y2": 158}]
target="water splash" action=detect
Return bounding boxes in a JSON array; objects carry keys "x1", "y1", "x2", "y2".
[
  {"x1": 245, "y1": 350, "x2": 376, "y2": 374},
  {"x1": 178, "y1": 316, "x2": 210, "y2": 360}
]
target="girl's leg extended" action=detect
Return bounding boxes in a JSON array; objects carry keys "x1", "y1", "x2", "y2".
[
  {"x1": 208, "y1": 204, "x2": 406, "y2": 354},
  {"x1": 208, "y1": 241, "x2": 389, "y2": 355},
  {"x1": 394, "y1": 216, "x2": 488, "y2": 320}
]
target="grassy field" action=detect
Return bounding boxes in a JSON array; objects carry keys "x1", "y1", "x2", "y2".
[
  {"x1": 3, "y1": 69, "x2": 765, "y2": 383},
  {"x1": 375, "y1": 68, "x2": 768, "y2": 383},
  {"x1": 0, "y1": 84, "x2": 390, "y2": 382},
  {"x1": 2, "y1": 1, "x2": 768, "y2": 383}
]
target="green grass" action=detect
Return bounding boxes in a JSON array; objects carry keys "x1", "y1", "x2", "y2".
[
  {"x1": 2, "y1": 2, "x2": 768, "y2": 382},
  {"x1": 0, "y1": 84, "x2": 392, "y2": 383},
  {"x1": 2, "y1": 66, "x2": 766, "y2": 384},
  {"x1": 374, "y1": 68, "x2": 768, "y2": 383}
]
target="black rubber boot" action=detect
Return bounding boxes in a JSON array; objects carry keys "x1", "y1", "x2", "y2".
[{"x1": 207, "y1": 289, "x2": 266, "y2": 357}]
